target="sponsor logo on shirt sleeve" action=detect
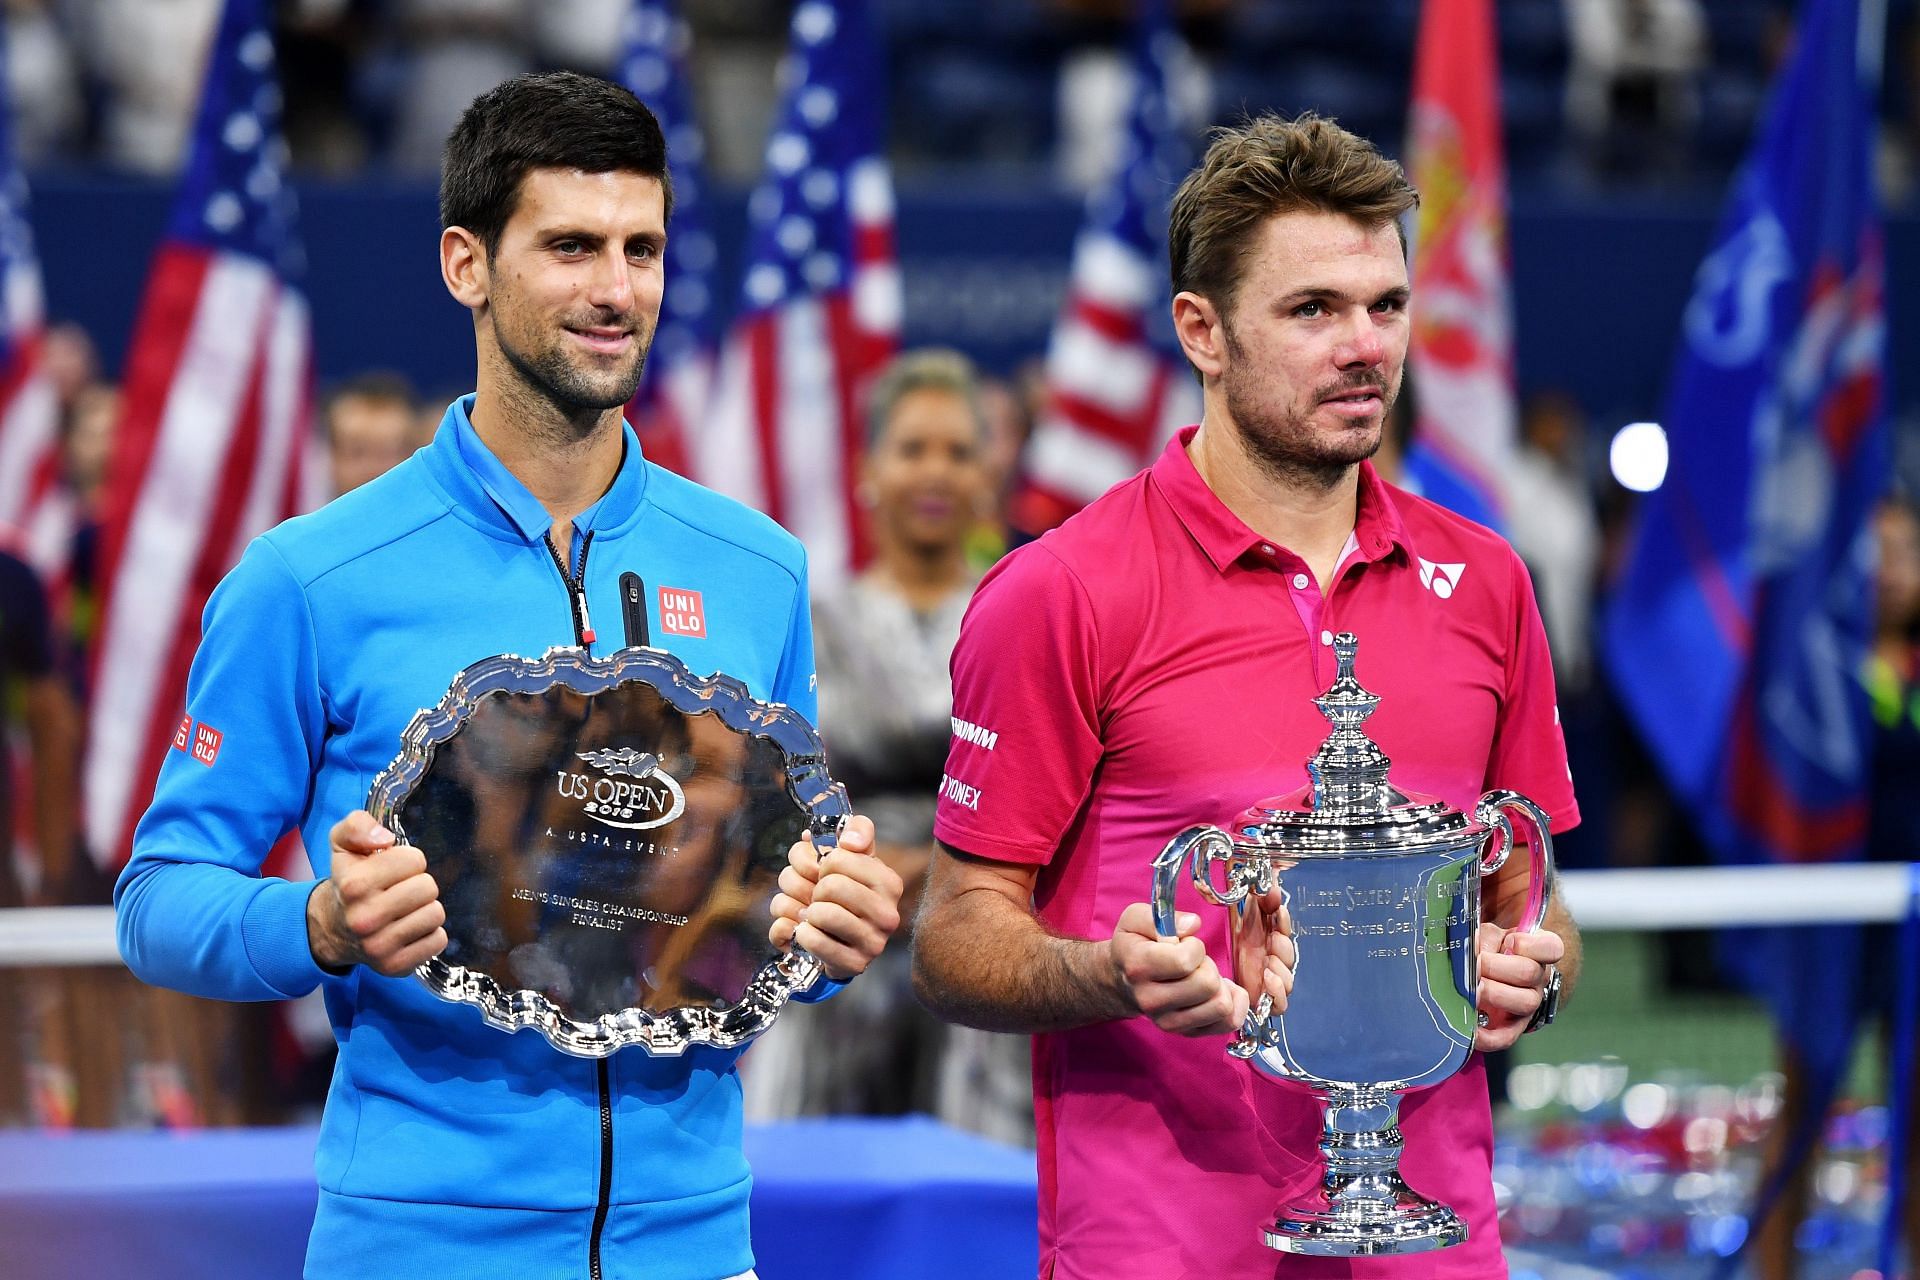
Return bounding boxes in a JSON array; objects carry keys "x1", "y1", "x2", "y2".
[
  {"x1": 949, "y1": 716, "x2": 999, "y2": 751},
  {"x1": 172, "y1": 715, "x2": 192, "y2": 753},
  {"x1": 191, "y1": 723, "x2": 223, "y2": 767},
  {"x1": 657, "y1": 586, "x2": 707, "y2": 638},
  {"x1": 939, "y1": 772, "x2": 983, "y2": 812}
]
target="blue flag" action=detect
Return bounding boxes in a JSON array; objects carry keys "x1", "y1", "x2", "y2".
[{"x1": 1601, "y1": 0, "x2": 1887, "y2": 1177}]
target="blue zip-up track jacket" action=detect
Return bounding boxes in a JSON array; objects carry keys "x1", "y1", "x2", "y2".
[{"x1": 115, "y1": 398, "x2": 828, "y2": 1280}]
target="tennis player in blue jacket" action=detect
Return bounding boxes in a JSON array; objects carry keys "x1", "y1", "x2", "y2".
[{"x1": 114, "y1": 71, "x2": 903, "y2": 1280}]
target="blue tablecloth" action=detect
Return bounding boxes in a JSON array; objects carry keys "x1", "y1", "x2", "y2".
[{"x1": 0, "y1": 1117, "x2": 1039, "y2": 1280}]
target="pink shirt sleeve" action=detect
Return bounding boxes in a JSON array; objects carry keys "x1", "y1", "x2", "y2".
[
  {"x1": 933, "y1": 544, "x2": 1105, "y2": 865},
  {"x1": 1486, "y1": 548, "x2": 1582, "y2": 834}
]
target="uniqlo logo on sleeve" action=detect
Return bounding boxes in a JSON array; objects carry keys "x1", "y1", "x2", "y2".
[
  {"x1": 172, "y1": 715, "x2": 192, "y2": 753},
  {"x1": 191, "y1": 723, "x2": 223, "y2": 767},
  {"x1": 658, "y1": 587, "x2": 707, "y2": 638}
]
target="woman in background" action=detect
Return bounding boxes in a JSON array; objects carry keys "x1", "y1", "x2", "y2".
[{"x1": 744, "y1": 349, "x2": 1033, "y2": 1144}]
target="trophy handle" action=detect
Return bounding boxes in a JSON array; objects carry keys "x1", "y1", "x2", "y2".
[
  {"x1": 1150, "y1": 824, "x2": 1240, "y2": 938},
  {"x1": 1151, "y1": 826, "x2": 1278, "y2": 1056},
  {"x1": 1473, "y1": 789, "x2": 1555, "y2": 935}
]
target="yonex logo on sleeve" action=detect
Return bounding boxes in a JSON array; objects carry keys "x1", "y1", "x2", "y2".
[
  {"x1": 939, "y1": 773, "x2": 983, "y2": 811},
  {"x1": 950, "y1": 716, "x2": 999, "y2": 751}
]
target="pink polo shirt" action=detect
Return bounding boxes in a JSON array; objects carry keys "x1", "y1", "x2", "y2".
[{"x1": 934, "y1": 429, "x2": 1578, "y2": 1280}]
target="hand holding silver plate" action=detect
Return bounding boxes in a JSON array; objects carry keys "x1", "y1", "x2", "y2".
[{"x1": 1149, "y1": 631, "x2": 1556, "y2": 1257}]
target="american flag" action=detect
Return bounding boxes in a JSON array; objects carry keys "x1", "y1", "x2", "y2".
[
  {"x1": 697, "y1": 0, "x2": 899, "y2": 580},
  {"x1": 619, "y1": 0, "x2": 718, "y2": 479},
  {"x1": 1404, "y1": 0, "x2": 1516, "y2": 522},
  {"x1": 86, "y1": 0, "x2": 313, "y2": 871},
  {"x1": 0, "y1": 18, "x2": 65, "y2": 583},
  {"x1": 1015, "y1": 0, "x2": 1199, "y2": 534}
]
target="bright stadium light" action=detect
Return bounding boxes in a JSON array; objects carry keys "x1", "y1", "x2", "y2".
[{"x1": 1609, "y1": 421, "x2": 1670, "y2": 493}]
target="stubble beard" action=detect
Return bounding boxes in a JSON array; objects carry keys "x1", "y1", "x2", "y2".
[
  {"x1": 492, "y1": 308, "x2": 651, "y2": 442},
  {"x1": 1221, "y1": 327, "x2": 1392, "y2": 493}
]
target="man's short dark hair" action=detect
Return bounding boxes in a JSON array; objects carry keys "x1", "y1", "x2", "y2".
[{"x1": 439, "y1": 71, "x2": 674, "y2": 257}]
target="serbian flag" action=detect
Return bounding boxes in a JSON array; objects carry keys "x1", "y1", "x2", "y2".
[
  {"x1": 1403, "y1": 0, "x2": 1514, "y2": 528},
  {"x1": 619, "y1": 0, "x2": 718, "y2": 479},
  {"x1": 0, "y1": 17, "x2": 65, "y2": 582},
  {"x1": 1601, "y1": 0, "x2": 1887, "y2": 1214},
  {"x1": 1014, "y1": 0, "x2": 1199, "y2": 535},
  {"x1": 697, "y1": 0, "x2": 898, "y2": 581},
  {"x1": 85, "y1": 0, "x2": 314, "y2": 871}
]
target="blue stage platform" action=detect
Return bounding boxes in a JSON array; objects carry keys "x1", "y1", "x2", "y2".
[{"x1": 0, "y1": 1116, "x2": 1039, "y2": 1280}]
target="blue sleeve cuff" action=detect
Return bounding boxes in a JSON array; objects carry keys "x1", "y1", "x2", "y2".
[
  {"x1": 241, "y1": 879, "x2": 331, "y2": 998},
  {"x1": 791, "y1": 972, "x2": 848, "y2": 1004}
]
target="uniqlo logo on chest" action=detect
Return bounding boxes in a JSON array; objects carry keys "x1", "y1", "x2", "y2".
[
  {"x1": 191, "y1": 723, "x2": 223, "y2": 767},
  {"x1": 172, "y1": 715, "x2": 192, "y2": 753},
  {"x1": 658, "y1": 587, "x2": 706, "y2": 638}
]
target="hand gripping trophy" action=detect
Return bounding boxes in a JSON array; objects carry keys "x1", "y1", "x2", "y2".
[{"x1": 1150, "y1": 632, "x2": 1554, "y2": 1256}]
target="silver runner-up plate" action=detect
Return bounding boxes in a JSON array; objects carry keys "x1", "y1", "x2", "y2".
[{"x1": 366, "y1": 646, "x2": 850, "y2": 1059}]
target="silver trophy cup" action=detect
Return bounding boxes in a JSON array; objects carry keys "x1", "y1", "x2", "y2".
[{"x1": 1151, "y1": 632, "x2": 1554, "y2": 1256}]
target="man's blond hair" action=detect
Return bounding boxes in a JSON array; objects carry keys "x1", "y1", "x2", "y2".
[{"x1": 1168, "y1": 113, "x2": 1419, "y2": 320}]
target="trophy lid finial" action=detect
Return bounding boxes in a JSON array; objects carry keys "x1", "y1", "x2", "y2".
[
  {"x1": 1305, "y1": 631, "x2": 1394, "y2": 815},
  {"x1": 1333, "y1": 632, "x2": 1358, "y2": 681},
  {"x1": 1241, "y1": 631, "x2": 1474, "y2": 852}
]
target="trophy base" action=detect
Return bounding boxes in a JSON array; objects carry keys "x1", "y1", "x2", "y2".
[{"x1": 1263, "y1": 1196, "x2": 1466, "y2": 1257}]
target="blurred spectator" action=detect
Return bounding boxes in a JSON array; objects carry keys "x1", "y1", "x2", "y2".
[
  {"x1": 57, "y1": 380, "x2": 118, "y2": 688},
  {"x1": 62, "y1": 381, "x2": 116, "y2": 510},
  {"x1": 277, "y1": 0, "x2": 376, "y2": 173},
  {"x1": 4, "y1": 0, "x2": 83, "y2": 162},
  {"x1": 682, "y1": 0, "x2": 786, "y2": 181},
  {"x1": 0, "y1": 542, "x2": 83, "y2": 1128},
  {"x1": 321, "y1": 371, "x2": 422, "y2": 496},
  {"x1": 74, "y1": 0, "x2": 222, "y2": 173},
  {"x1": 968, "y1": 371, "x2": 1033, "y2": 568},
  {"x1": 0, "y1": 549, "x2": 81, "y2": 907},
  {"x1": 528, "y1": 0, "x2": 626, "y2": 74},
  {"x1": 1564, "y1": 0, "x2": 1708, "y2": 179},
  {"x1": 1507, "y1": 391, "x2": 1602, "y2": 693},
  {"x1": 387, "y1": 0, "x2": 530, "y2": 173},
  {"x1": 745, "y1": 349, "x2": 1030, "y2": 1141},
  {"x1": 41, "y1": 322, "x2": 100, "y2": 416},
  {"x1": 1054, "y1": 23, "x2": 1211, "y2": 192}
]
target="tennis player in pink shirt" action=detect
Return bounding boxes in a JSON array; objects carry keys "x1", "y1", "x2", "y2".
[{"x1": 913, "y1": 114, "x2": 1583, "y2": 1279}]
